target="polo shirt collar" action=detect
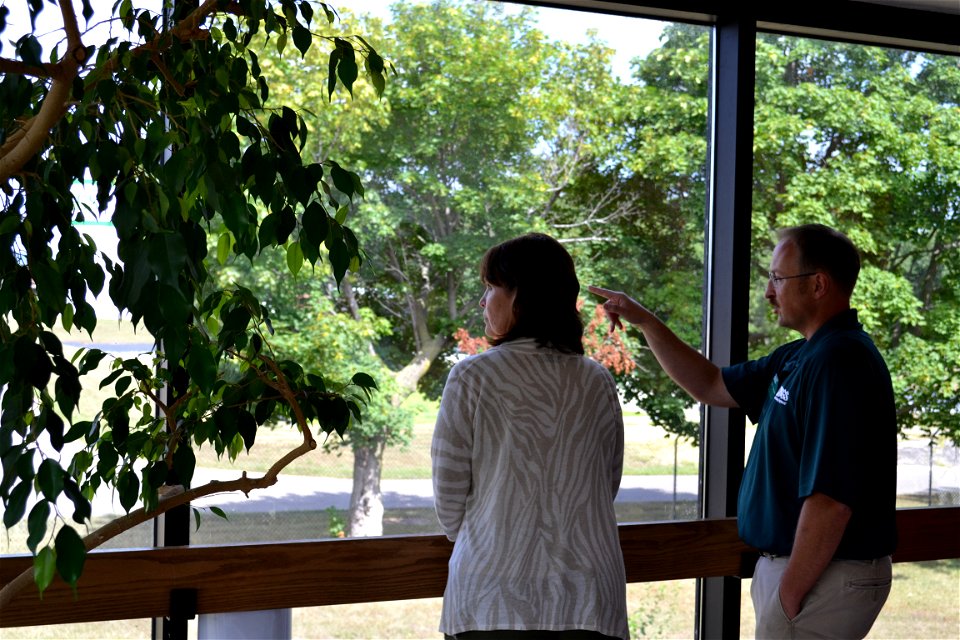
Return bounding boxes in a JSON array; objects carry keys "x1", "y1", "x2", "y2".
[
  {"x1": 808, "y1": 308, "x2": 860, "y2": 343},
  {"x1": 792, "y1": 308, "x2": 860, "y2": 362}
]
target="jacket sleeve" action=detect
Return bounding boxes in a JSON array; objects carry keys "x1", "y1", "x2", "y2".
[{"x1": 430, "y1": 364, "x2": 475, "y2": 541}]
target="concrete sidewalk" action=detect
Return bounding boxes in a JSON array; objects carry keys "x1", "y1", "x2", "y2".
[
  {"x1": 89, "y1": 470, "x2": 701, "y2": 516},
  {"x1": 88, "y1": 447, "x2": 959, "y2": 517}
]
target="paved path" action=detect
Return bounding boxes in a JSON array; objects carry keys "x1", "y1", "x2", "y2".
[
  {"x1": 88, "y1": 456, "x2": 959, "y2": 516},
  {"x1": 87, "y1": 470, "x2": 701, "y2": 516}
]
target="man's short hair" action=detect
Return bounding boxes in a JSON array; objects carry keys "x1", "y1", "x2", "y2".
[{"x1": 779, "y1": 224, "x2": 861, "y2": 297}]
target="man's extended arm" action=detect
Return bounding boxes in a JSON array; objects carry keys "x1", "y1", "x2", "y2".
[
  {"x1": 779, "y1": 492, "x2": 853, "y2": 619},
  {"x1": 588, "y1": 286, "x2": 738, "y2": 408}
]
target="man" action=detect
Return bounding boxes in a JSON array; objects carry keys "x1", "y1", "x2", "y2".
[{"x1": 590, "y1": 224, "x2": 896, "y2": 639}]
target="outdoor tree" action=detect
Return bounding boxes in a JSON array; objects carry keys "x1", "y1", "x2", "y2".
[
  {"x1": 201, "y1": 7, "x2": 404, "y2": 536},
  {"x1": 751, "y1": 36, "x2": 960, "y2": 445},
  {"x1": 236, "y1": 1, "x2": 597, "y2": 535},
  {"x1": 238, "y1": 4, "x2": 711, "y2": 537},
  {"x1": 0, "y1": 0, "x2": 389, "y2": 602},
  {"x1": 585, "y1": 24, "x2": 959, "y2": 449}
]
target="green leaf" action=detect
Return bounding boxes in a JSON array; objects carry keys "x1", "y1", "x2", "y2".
[
  {"x1": 193, "y1": 507, "x2": 202, "y2": 532},
  {"x1": 235, "y1": 115, "x2": 259, "y2": 141},
  {"x1": 220, "y1": 305, "x2": 251, "y2": 335},
  {"x1": 254, "y1": 399, "x2": 276, "y2": 425},
  {"x1": 276, "y1": 206, "x2": 297, "y2": 244},
  {"x1": 292, "y1": 24, "x2": 311, "y2": 57},
  {"x1": 147, "y1": 233, "x2": 188, "y2": 288},
  {"x1": 0, "y1": 212, "x2": 20, "y2": 235},
  {"x1": 78, "y1": 349, "x2": 108, "y2": 375},
  {"x1": 217, "y1": 232, "x2": 233, "y2": 265},
  {"x1": 147, "y1": 461, "x2": 168, "y2": 490},
  {"x1": 365, "y1": 51, "x2": 384, "y2": 74},
  {"x1": 237, "y1": 410, "x2": 257, "y2": 452},
  {"x1": 172, "y1": 442, "x2": 196, "y2": 489},
  {"x1": 38, "y1": 331, "x2": 64, "y2": 358},
  {"x1": 301, "y1": 202, "x2": 329, "y2": 250},
  {"x1": 34, "y1": 547, "x2": 57, "y2": 597},
  {"x1": 43, "y1": 406, "x2": 65, "y2": 452},
  {"x1": 299, "y1": 1, "x2": 314, "y2": 24},
  {"x1": 286, "y1": 242, "x2": 304, "y2": 276},
  {"x1": 330, "y1": 164, "x2": 355, "y2": 199},
  {"x1": 328, "y1": 236, "x2": 349, "y2": 284},
  {"x1": 335, "y1": 41, "x2": 358, "y2": 96},
  {"x1": 327, "y1": 47, "x2": 341, "y2": 100},
  {"x1": 117, "y1": 468, "x2": 139, "y2": 513},
  {"x1": 210, "y1": 506, "x2": 228, "y2": 520},
  {"x1": 27, "y1": 501, "x2": 50, "y2": 553},
  {"x1": 370, "y1": 70, "x2": 386, "y2": 98},
  {"x1": 61, "y1": 304, "x2": 74, "y2": 332},
  {"x1": 114, "y1": 374, "x2": 132, "y2": 396},
  {"x1": 351, "y1": 372, "x2": 379, "y2": 390},
  {"x1": 187, "y1": 344, "x2": 217, "y2": 394},
  {"x1": 15, "y1": 337, "x2": 52, "y2": 390},
  {"x1": 63, "y1": 478, "x2": 91, "y2": 524},
  {"x1": 98, "y1": 367, "x2": 124, "y2": 390},
  {"x1": 37, "y1": 458, "x2": 64, "y2": 502},
  {"x1": 54, "y1": 526, "x2": 86, "y2": 587}
]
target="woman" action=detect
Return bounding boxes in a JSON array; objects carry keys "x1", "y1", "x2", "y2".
[{"x1": 431, "y1": 233, "x2": 628, "y2": 640}]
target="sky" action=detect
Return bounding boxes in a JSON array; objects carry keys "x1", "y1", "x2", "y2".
[
  {"x1": 2, "y1": 0, "x2": 666, "y2": 82},
  {"x1": 347, "y1": 0, "x2": 665, "y2": 82}
]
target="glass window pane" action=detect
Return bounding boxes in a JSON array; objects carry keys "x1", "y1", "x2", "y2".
[
  {"x1": 749, "y1": 33, "x2": 959, "y2": 507},
  {"x1": 190, "y1": 0, "x2": 711, "y2": 549},
  {"x1": 747, "y1": 30, "x2": 959, "y2": 639}
]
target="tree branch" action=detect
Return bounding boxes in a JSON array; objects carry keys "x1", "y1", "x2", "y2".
[
  {"x1": 0, "y1": 459, "x2": 311, "y2": 609},
  {"x1": 0, "y1": 0, "x2": 234, "y2": 185},
  {"x1": 0, "y1": 0, "x2": 89, "y2": 183},
  {"x1": 0, "y1": 56, "x2": 56, "y2": 78}
]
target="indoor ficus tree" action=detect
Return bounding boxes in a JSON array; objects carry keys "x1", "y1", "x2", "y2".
[{"x1": 0, "y1": 0, "x2": 389, "y2": 601}]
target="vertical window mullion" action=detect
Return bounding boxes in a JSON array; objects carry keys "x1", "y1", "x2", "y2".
[{"x1": 696, "y1": 11, "x2": 755, "y2": 640}]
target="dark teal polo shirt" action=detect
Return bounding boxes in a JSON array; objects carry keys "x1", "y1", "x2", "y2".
[{"x1": 722, "y1": 309, "x2": 898, "y2": 559}]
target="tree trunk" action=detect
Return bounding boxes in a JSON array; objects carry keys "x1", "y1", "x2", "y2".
[
  {"x1": 346, "y1": 435, "x2": 387, "y2": 537},
  {"x1": 340, "y1": 278, "x2": 451, "y2": 537}
]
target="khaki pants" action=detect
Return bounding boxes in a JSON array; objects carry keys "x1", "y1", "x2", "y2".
[{"x1": 751, "y1": 554, "x2": 892, "y2": 639}]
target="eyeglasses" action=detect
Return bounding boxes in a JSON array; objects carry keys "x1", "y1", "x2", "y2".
[{"x1": 768, "y1": 271, "x2": 817, "y2": 286}]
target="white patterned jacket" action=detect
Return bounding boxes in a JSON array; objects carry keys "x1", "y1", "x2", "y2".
[{"x1": 431, "y1": 338, "x2": 628, "y2": 639}]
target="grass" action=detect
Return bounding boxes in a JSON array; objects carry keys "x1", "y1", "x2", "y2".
[{"x1": 192, "y1": 411, "x2": 701, "y2": 480}]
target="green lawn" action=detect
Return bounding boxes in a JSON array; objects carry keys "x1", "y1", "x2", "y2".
[{"x1": 192, "y1": 410, "x2": 700, "y2": 480}]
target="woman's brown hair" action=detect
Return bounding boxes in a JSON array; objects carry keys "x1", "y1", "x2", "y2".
[{"x1": 480, "y1": 232, "x2": 584, "y2": 354}]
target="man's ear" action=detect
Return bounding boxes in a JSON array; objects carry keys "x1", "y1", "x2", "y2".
[{"x1": 812, "y1": 272, "x2": 830, "y2": 299}]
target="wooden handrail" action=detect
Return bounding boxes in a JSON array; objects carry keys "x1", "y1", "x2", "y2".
[{"x1": 1, "y1": 507, "x2": 958, "y2": 628}]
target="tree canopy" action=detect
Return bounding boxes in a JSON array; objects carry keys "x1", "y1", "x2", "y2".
[{"x1": 1, "y1": 0, "x2": 387, "y2": 598}]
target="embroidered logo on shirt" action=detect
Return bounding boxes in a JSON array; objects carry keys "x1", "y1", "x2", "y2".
[{"x1": 773, "y1": 386, "x2": 790, "y2": 406}]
